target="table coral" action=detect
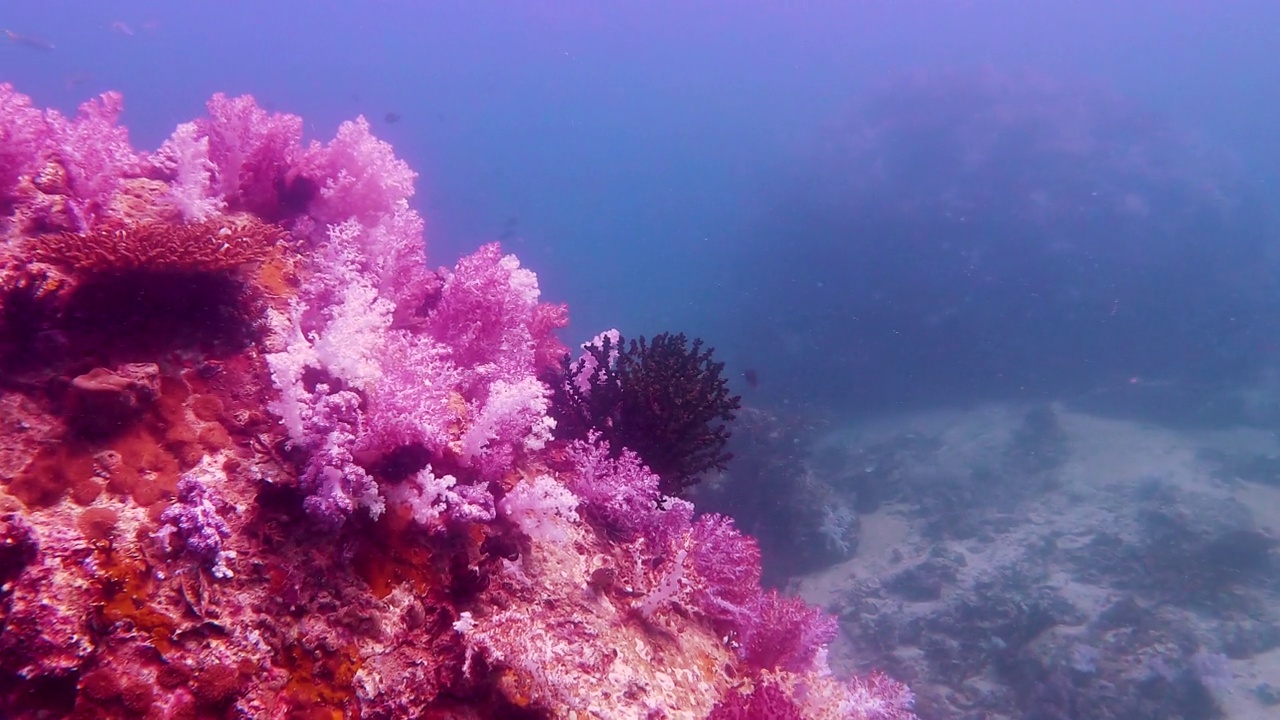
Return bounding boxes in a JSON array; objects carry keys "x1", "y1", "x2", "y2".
[{"x1": 0, "y1": 83, "x2": 916, "y2": 719}]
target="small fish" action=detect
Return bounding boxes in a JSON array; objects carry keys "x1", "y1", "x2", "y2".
[
  {"x1": 4, "y1": 29, "x2": 54, "y2": 51},
  {"x1": 65, "y1": 71, "x2": 92, "y2": 92},
  {"x1": 110, "y1": 21, "x2": 134, "y2": 36},
  {"x1": 743, "y1": 369, "x2": 759, "y2": 389},
  {"x1": 384, "y1": 111, "x2": 402, "y2": 124},
  {"x1": 499, "y1": 216, "x2": 519, "y2": 241}
]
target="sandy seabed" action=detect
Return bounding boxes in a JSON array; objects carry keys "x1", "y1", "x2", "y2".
[{"x1": 791, "y1": 401, "x2": 1280, "y2": 720}]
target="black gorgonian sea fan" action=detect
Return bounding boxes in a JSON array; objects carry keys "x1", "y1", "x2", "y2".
[{"x1": 552, "y1": 331, "x2": 742, "y2": 497}]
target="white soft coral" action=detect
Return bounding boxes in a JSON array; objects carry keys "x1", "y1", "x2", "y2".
[{"x1": 499, "y1": 475, "x2": 580, "y2": 544}]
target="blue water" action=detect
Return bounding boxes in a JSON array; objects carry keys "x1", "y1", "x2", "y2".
[{"x1": 6, "y1": 1, "x2": 1278, "y2": 367}]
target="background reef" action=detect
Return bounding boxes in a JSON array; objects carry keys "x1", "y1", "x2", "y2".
[
  {"x1": 725, "y1": 68, "x2": 1280, "y2": 415},
  {"x1": 0, "y1": 86, "x2": 916, "y2": 719}
]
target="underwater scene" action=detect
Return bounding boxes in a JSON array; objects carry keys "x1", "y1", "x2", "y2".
[{"x1": 2, "y1": 2, "x2": 1280, "y2": 719}]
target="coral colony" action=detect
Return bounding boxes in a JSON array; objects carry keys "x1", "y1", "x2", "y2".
[
  {"x1": 0, "y1": 84, "x2": 916, "y2": 719},
  {"x1": 551, "y1": 330, "x2": 742, "y2": 498}
]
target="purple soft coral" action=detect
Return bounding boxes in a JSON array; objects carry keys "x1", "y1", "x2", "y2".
[
  {"x1": 40, "y1": 91, "x2": 139, "y2": 227},
  {"x1": 737, "y1": 589, "x2": 839, "y2": 672},
  {"x1": 157, "y1": 460, "x2": 237, "y2": 579},
  {"x1": 246, "y1": 92, "x2": 565, "y2": 526},
  {"x1": 296, "y1": 386, "x2": 379, "y2": 527},
  {"x1": 268, "y1": 242, "x2": 567, "y2": 526},
  {"x1": 845, "y1": 671, "x2": 919, "y2": 720},
  {"x1": 426, "y1": 242, "x2": 565, "y2": 390},
  {"x1": 687, "y1": 513, "x2": 764, "y2": 624},
  {"x1": 632, "y1": 512, "x2": 762, "y2": 626},
  {"x1": 564, "y1": 436, "x2": 692, "y2": 544}
]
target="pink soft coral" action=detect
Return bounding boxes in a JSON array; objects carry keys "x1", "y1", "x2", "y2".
[
  {"x1": 0, "y1": 86, "x2": 139, "y2": 231},
  {"x1": 426, "y1": 242, "x2": 566, "y2": 389},
  {"x1": 843, "y1": 671, "x2": 919, "y2": 720},
  {"x1": 299, "y1": 115, "x2": 416, "y2": 223},
  {"x1": 0, "y1": 84, "x2": 46, "y2": 207},
  {"x1": 43, "y1": 92, "x2": 139, "y2": 226},
  {"x1": 196, "y1": 93, "x2": 305, "y2": 217},
  {"x1": 738, "y1": 589, "x2": 839, "y2": 672},
  {"x1": 687, "y1": 513, "x2": 764, "y2": 624},
  {"x1": 564, "y1": 436, "x2": 692, "y2": 543},
  {"x1": 147, "y1": 122, "x2": 223, "y2": 221}
]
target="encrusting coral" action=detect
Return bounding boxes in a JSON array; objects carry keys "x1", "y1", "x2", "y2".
[
  {"x1": 0, "y1": 83, "x2": 917, "y2": 719},
  {"x1": 32, "y1": 215, "x2": 284, "y2": 274}
]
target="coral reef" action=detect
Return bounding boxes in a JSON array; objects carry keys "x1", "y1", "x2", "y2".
[{"x1": 0, "y1": 83, "x2": 915, "y2": 719}]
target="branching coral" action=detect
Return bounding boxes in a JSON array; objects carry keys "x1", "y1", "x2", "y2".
[
  {"x1": 554, "y1": 329, "x2": 741, "y2": 496},
  {"x1": 3, "y1": 219, "x2": 282, "y2": 365}
]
